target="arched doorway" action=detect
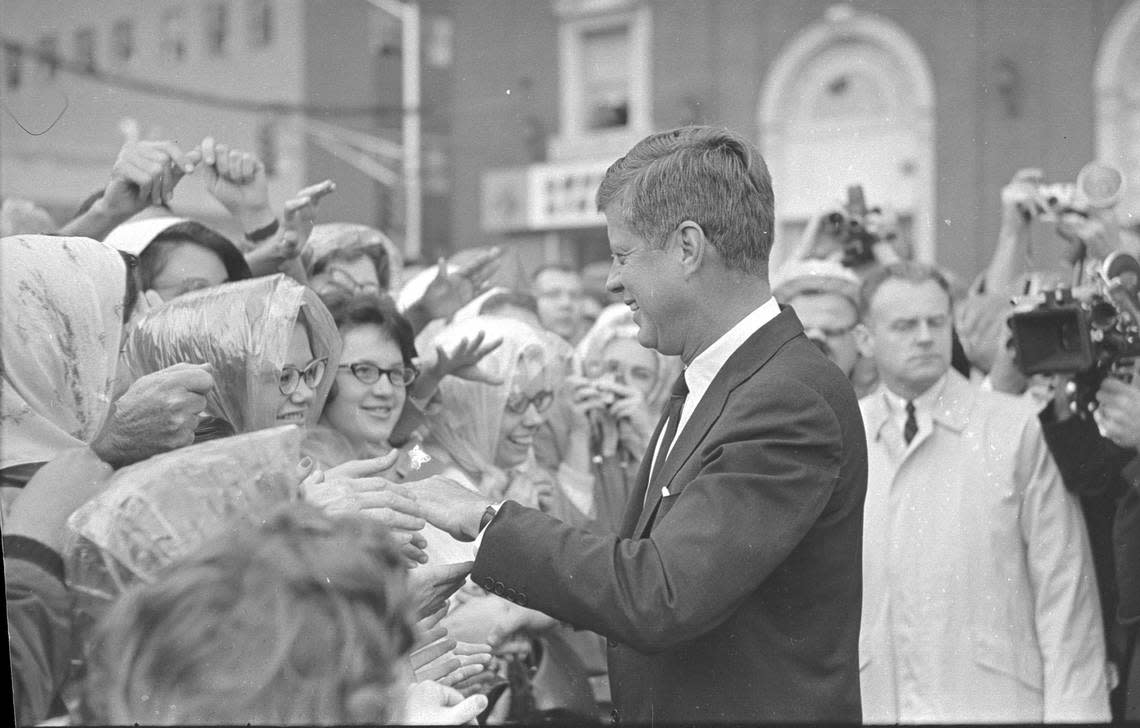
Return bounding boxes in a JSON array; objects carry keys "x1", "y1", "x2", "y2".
[
  {"x1": 1095, "y1": 0, "x2": 1140, "y2": 227},
  {"x1": 759, "y1": 4, "x2": 936, "y2": 262}
]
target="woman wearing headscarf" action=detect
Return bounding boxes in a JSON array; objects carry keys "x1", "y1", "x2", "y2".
[
  {"x1": 1, "y1": 235, "x2": 128, "y2": 518},
  {"x1": 416, "y1": 316, "x2": 599, "y2": 721},
  {"x1": 561, "y1": 303, "x2": 683, "y2": 532},
  {"x1": 301, "y1": 222, "x2": 403, "y2": 298},
  {"x1": 123, "y1": 274, "x2": 340, "y2": 438},
  {"x1": 103, "y1": 216, "x2": 251, "y2": 302}
]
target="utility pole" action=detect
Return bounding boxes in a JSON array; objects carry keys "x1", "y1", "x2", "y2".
[{"x1": 368, "y1": 0, "x2": 421, "y2": 260}]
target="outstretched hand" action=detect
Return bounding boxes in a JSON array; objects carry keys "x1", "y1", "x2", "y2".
[{"x1": 415, "y1": 248, "x2": 503, "y2": 322}]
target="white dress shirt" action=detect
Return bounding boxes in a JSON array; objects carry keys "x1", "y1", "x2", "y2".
[{"x1": 648, "y1": 296, "x2": 781, "y2": 491}]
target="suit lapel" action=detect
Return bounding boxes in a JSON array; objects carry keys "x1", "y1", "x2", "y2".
[
  {"x1": 632, "y1": 307, "x2": 807, "y2": 538},
  {"x1": 618, "y1": 405, "x2": 671, "y2": 538}
]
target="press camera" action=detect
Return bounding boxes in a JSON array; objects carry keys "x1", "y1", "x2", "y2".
[
  {"x1": 826, "y1": 185, "x2": 879, "y2": 268},
  {"x1": 1008, "y1": 251, "x2": 1140, "y2": 416}
]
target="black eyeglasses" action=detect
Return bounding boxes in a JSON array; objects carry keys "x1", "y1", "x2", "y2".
[
  {"x1": 504, "y1": 389, "x2": 555, "y2": 415},
  {"x1": 279, "y1": 357, "x2": 328, "y2": 395},
  {"x1": 337, "y1": 362, "x2": 418, "y2": 387}
]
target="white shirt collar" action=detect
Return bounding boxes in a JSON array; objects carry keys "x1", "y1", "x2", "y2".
[{"x1": 683, "y1": 296, "x2": 781, "y2": 408}]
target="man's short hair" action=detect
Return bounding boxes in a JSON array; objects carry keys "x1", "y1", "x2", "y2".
[
  {"x1": 82, "y1": 503, "x2": 415, "y2": 725},
  {"x1": 595, "y1": 125, "x2": 775, "y2": 276},
  {"x1": 859, "y1": 261, "x2": 953, "y2": 319}
]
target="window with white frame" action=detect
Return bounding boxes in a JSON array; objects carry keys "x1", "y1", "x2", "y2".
[{"x1": 553, "y1": 0, "x2": 651, "y2": 160}]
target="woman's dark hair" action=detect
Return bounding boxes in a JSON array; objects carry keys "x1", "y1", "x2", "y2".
[
  {"x1": 310, "y1": 247, "x2": 391, "y2": 291},
  {"x1": 139, "y1": 222, "x2": 252, "y2": 289},
  {"x1": 322, "y1": 291, "x2": 417, "y2": 368}
]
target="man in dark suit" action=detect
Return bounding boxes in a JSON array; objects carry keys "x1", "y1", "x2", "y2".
[{"x1": 412, "y1": 126, "x2": 867, "y2": 722}]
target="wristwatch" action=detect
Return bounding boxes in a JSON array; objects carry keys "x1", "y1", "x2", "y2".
[{"x1": 478, "y1": 504, "x2": 499, "y2": 533}]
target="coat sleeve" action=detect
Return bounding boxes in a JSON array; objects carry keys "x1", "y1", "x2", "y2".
[
  {"x1": 472, "y1": 378, "x2": 844, "y2": 654},
  {"x1": 4, "y1": 542, "x2": 74, "y2": 727},
  {"x1": 1016, "y1": 415, "x2": 1111, "y2": 722}
]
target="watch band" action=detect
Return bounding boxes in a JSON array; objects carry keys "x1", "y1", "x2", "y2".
[
  {"x1": 479, "y1": 504, "x2": 499, "y2": 532},
  {"x1": 244, "y1": 217, "x2": 280, "y2": 243}
]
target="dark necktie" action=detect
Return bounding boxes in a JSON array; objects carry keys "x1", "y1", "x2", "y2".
[
  {"x1": 650, "y1": 373, "x2": 689, "y2": 489},
  {"x1": 904, "y1": 400, "x2": 918, "y2": 445}
]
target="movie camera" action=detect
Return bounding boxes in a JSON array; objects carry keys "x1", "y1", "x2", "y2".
[{"x1": 1008, "y1": 251, "x2": 1140, "y2": 416}]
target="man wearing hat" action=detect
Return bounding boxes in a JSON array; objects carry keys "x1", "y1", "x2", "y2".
[{"x1": 774, "y1": 259, "x2": 875, "y2": 397}]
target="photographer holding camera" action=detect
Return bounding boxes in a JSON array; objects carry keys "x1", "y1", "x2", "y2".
[
  {"x1": 977, "y1": 163, "x2": 1140, "y2": 718},
  {"x1": 768, "y1": 185, "x2": 909, "y2": 278}
]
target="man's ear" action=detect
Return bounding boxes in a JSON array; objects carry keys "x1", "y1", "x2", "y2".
[
  {"x1": 854, "y1": 322, "x2": 875, "y2": 358},
  {"x1": 676, "y1": 221, "x2": 707, "y2": 276}
]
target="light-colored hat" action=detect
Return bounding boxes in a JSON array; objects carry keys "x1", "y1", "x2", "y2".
[{"x1": 772, "y1": 259, "x2": 862, "y2": 308}]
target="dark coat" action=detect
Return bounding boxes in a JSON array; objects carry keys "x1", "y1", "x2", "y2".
[{"x1": 472, "y1": 307, "x2": 867, "y2": 723}]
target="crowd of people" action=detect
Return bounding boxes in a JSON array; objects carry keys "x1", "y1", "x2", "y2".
[{"x1": 3, "y1": 123, "x2": 1140, "y2": 725}]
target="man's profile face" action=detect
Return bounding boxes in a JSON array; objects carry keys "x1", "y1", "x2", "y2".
[
  {"x1": 858, "y1": 278, "x2": 952, "y2": 399},
  {"x1": 534, "y1": 268, "x2": 584, "y2": 342},
  {"x1": 789, "y1": 291, "x2": 860, "y2": 377},
  {"x1": 604, "y1": 213, "x2": 684, "y2": 356}
]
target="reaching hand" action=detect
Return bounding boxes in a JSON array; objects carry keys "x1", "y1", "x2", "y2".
[
  {"x1": 402, "y1": 680, "x2": 488, "y2": 725},
  {"x1": 4, "y1": 447, "x2": 114, "y2": 551},
  {"x1": 300, "y1": 470, "x2": 428, "y2": 566},
  {"x1": 408, "y1": 561, "x2": 474, "y2": 619},
  {"x1": 193, "y1": 136, "x2": 273, "y2": 232},
  {"x1": 415, "y1": 248, "x2": 503, "y2": 322},
  {"x1": 103, "y1": 139, "x2": 196, "y2": 215},
  {"x1": 91, "y1": 363, "x2": 215, "y2": 467},
  {"x1": 433, "y1": 331, "x2": 505, "y2": 385}
]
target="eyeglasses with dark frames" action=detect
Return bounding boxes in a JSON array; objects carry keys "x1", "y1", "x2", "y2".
[
  {"x1": 337, "y1": 362, "x2": 418, "y2": 387},
  {"x1": 279, "y1": 357, "x2": 328, "y2": 395},
  {"x1": 504, "y1": 389, "x2": 555, "y2": 415}
]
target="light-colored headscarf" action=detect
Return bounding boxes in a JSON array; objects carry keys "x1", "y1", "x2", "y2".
[
  {"x1": 301, "y1": 223, "x2": 403, "y2": 292},
  {"x1": 1, "y1": 235, "x2": 126, "y2": 470},
  {"x1": 424, "y1": 316, "x2": 572, "y2": 499},
  {"x1": 123, "y1": 274, "x2": 342, "y2": 434},
  {"x1": 574, "y1": 303, "x2": 682, "y2": 418}
]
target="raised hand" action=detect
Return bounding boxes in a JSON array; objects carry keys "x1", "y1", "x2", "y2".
[
  {"x1": 409, "y1": 332, "x2": 504, "y2": 404},
  {"x1": 415, "y1": 248, "x2": 504, "y2": 322},
  {"x1": 245, "y1": 179, "x2": 336, "y2": 279},
  {"x1": 193, "y1": 136, "x2": 273, "y2": 232},
  {"x1": 91, "y1": 363, "x2": 215, "y2": 467}
]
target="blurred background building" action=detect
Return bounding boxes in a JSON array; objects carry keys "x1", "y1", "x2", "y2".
[{"x1": 2, "y1": 0, "x2": 1139, "y2": 281}]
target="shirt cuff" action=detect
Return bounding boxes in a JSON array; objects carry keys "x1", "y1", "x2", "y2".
[{"x1": 472, "y1": 501, "x2": 505, "y2": 557}]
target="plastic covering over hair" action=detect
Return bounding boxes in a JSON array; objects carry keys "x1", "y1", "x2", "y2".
[
  {"x1": 63, "y1": 425, "x2": 305, "y2": 644},
  {"x1": 425, "y1": 316, "x2": 572, "y2": 496},
  {"x1": 301, "y1": 222, "x2": 403, "y2": 291},
  {"x1": 123, "y1": 274, "x2": 341, "y2": 433}
]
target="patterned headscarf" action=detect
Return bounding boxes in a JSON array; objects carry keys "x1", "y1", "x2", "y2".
[
  {"x1": 1, "y1": 235, "x2": 126, "y2": 470},
  {"x1": 123, "y1": 275, "x2": 341, "y2": 434},
  {"x1": 424, "y1": 316, "x2": 572, "y2": 499}
]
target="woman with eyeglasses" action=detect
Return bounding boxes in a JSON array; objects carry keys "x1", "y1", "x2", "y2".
[
  {"x1": 103, "y1": 216, "x2": 252, "y2": 303},
  {"x1": 123, "y1": 274, "x2": 340, "y2": 439},
  {"x1": 303, "y1": 293, "x2": 421, "y2": 476},
  {"x1": 416, "y1": 316, "x2": 602, "y2": 722}
]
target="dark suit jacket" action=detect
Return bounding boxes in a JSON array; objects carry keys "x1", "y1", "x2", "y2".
[{"x1": 472, "y1": 306, "x2": 867, "y2": 723}]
